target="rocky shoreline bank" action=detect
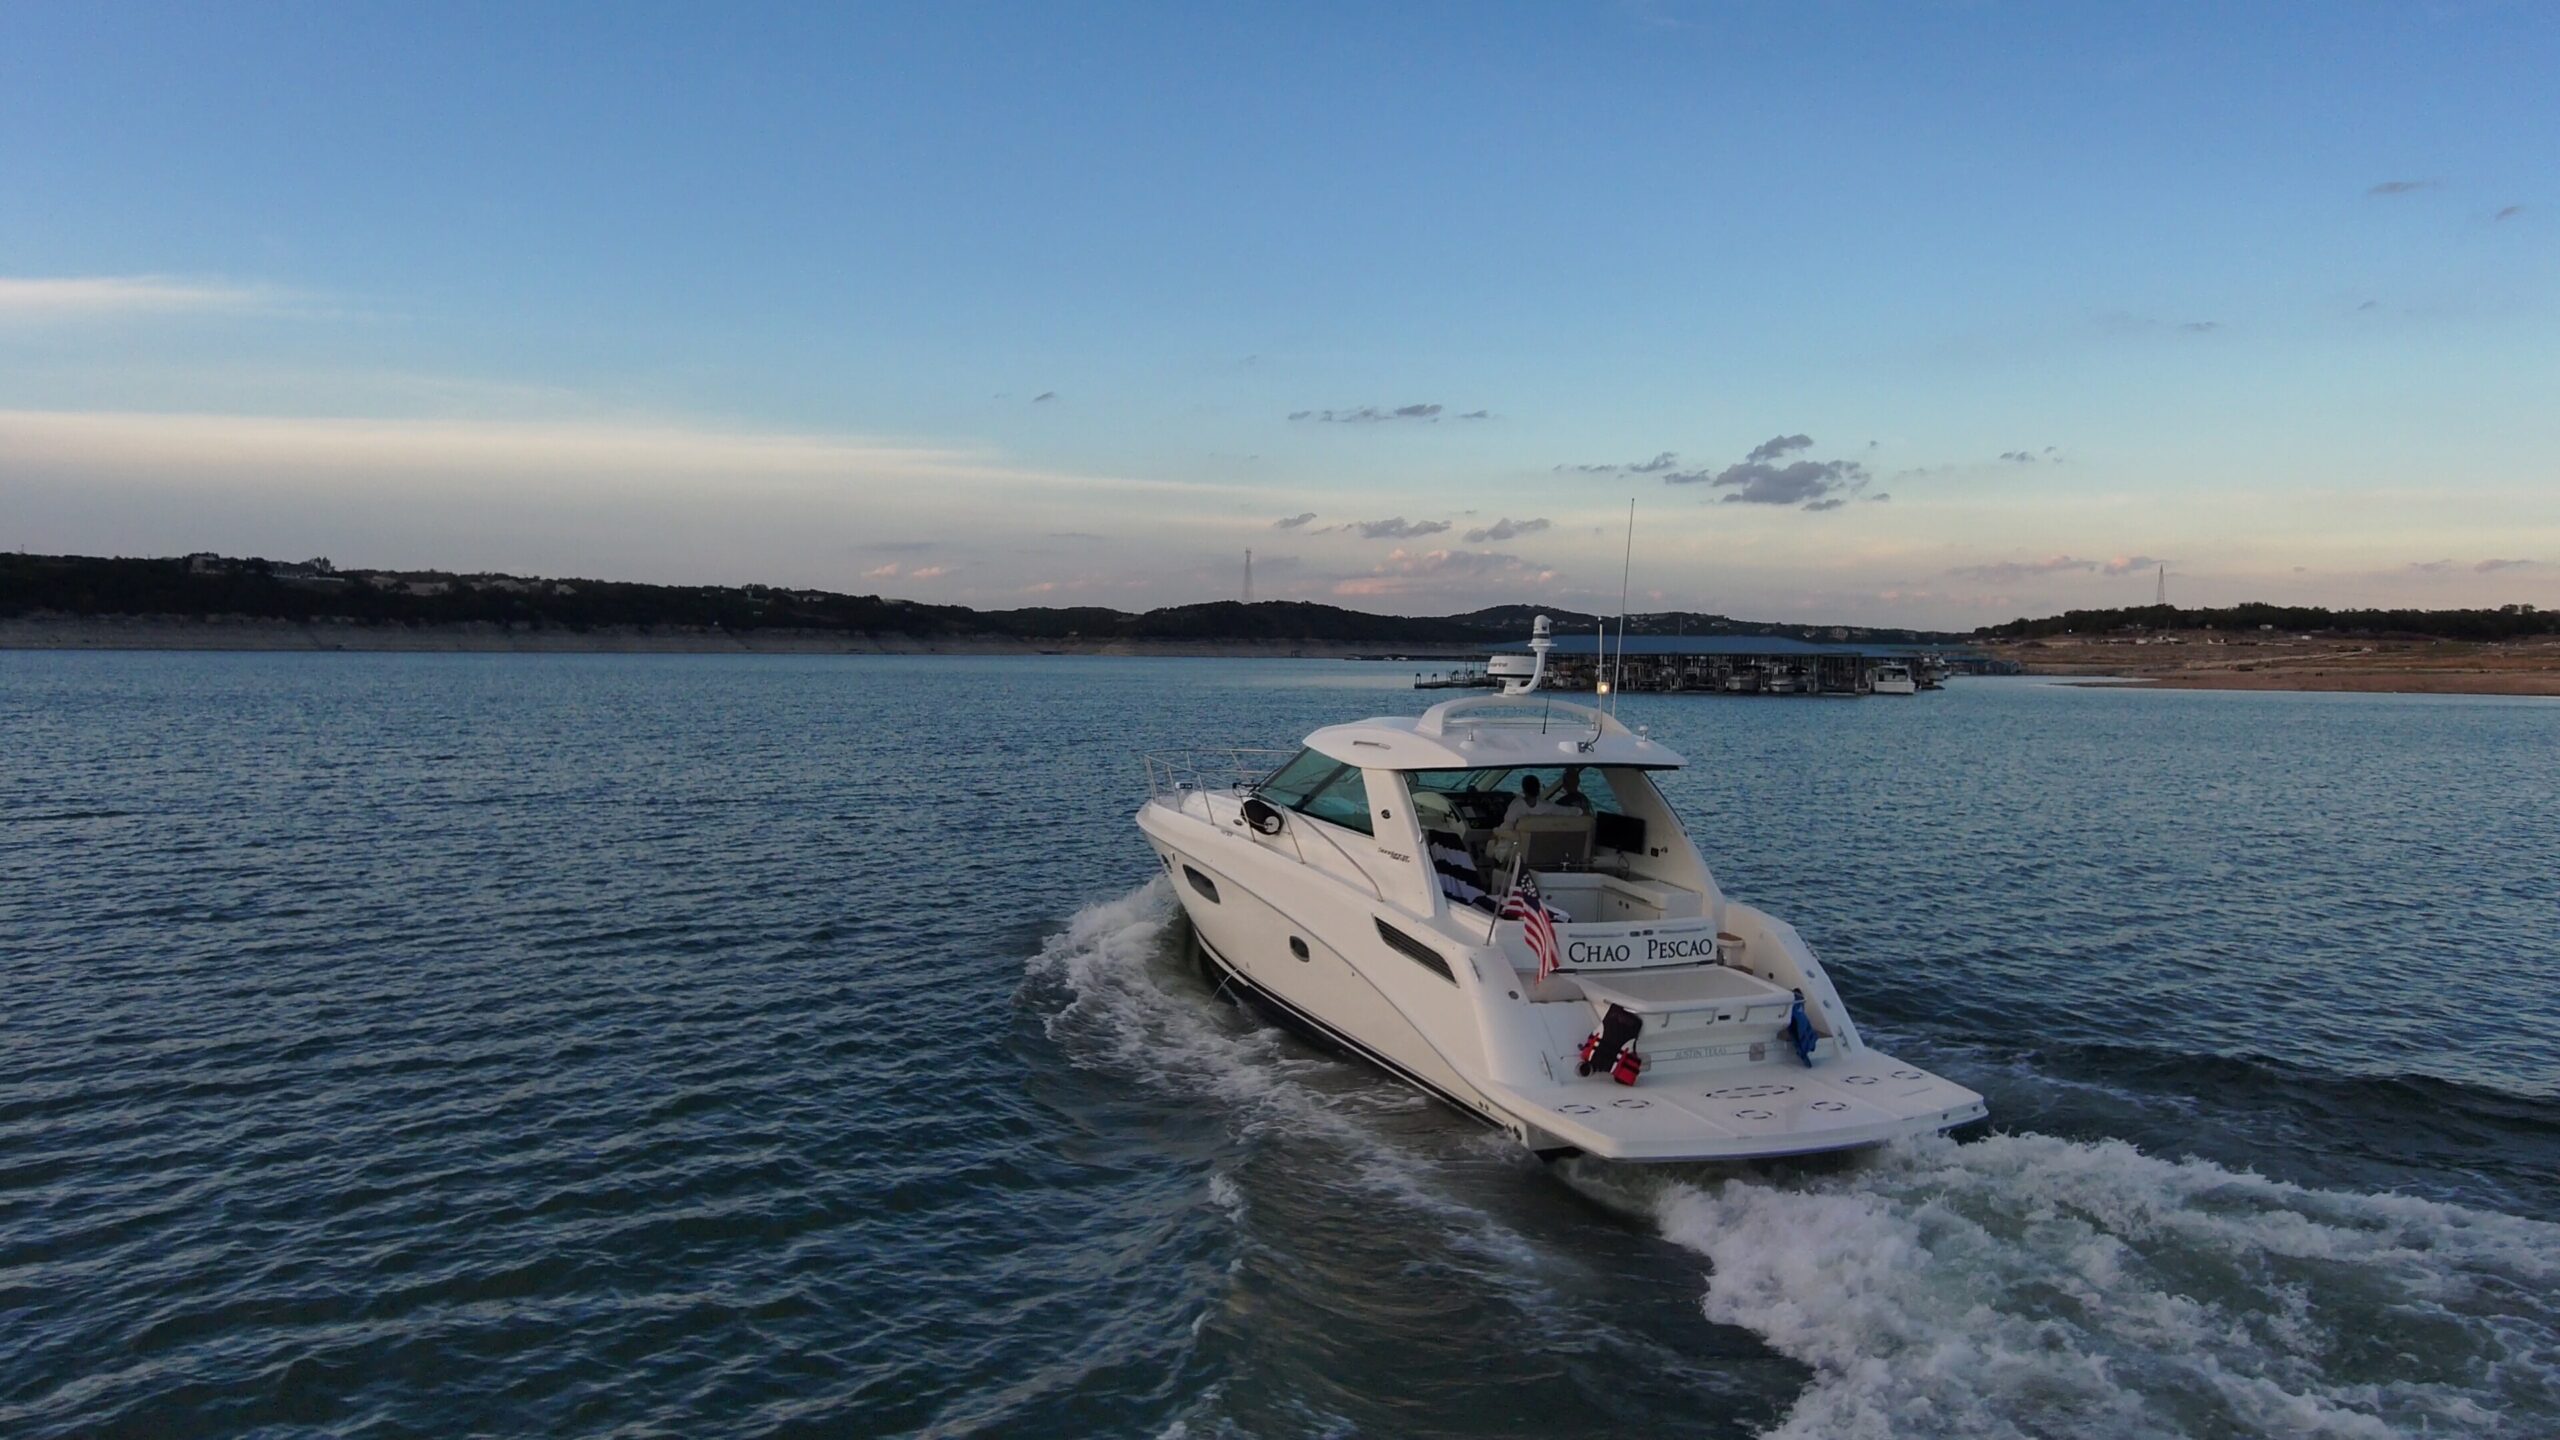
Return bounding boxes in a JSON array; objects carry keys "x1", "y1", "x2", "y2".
[{"x1": 2003, "y1": 633, "x2": 2560, "y2": 697}]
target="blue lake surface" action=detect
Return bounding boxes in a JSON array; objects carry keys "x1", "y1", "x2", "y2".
[{"x1": 4, "y1": 652, "x2": 2556, "y2": 1437}]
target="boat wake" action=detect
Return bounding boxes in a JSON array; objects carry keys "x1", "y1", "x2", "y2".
[
  {"x1": 1024, "y1": 878, "x2": 1540, "y2": 1219},
  {"x1": 1024, "y1": 877, "x2": 1354, "y2": 1136},
  {"x1": 1572, "y1": 1139, "x2": 2559, "y2": 1439},
  {"x1": 1031, "y1": 884, "x2": 2560, "y2": 1439}
]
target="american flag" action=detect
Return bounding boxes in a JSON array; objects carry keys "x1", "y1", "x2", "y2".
[{"x1": 1502, "y1": 875, "x2": 1562, "y2": 981}]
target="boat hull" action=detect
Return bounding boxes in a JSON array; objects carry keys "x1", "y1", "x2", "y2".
[
  {"x1": 1188, "y1": 908, "x2": 1984, "y2": 1162},
  {"x1": 1142, "y1": 808, "x2": 1511, "y2": 1130},
  {"x1": 1190, "y1": 926, "x2": 1524, "y2": 1141},
  {"x1": 1145, "y1": 800, "x2": 1985, "y2": 1163}
]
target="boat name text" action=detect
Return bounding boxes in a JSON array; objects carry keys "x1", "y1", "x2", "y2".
[{"x1": 1564, "y1": 935, "x2": 1721, "y2": 966}]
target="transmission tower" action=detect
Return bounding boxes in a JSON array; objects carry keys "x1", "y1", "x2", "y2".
[
  {"x1": 1243, "y1": 548, "x2": 1253, "y2": 605},
  {"x1": 2155, "y1": 564, "x2": 2167, "y2": 607}
]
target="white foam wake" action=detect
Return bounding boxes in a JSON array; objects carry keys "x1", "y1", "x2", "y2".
[
  {"x1": 1600, "y1": 1133, "x2": 2559, "y2": 1439},
  {"x1": 1027, "y1": 881, "x2": 1573, "y2": 1294},
  {"x1": 1030, "y1": 884, "x2": 2560, "y2": 1437},
  {"x1": 1025, "y1": 877, "x2": 1338, "y2": 1125}
]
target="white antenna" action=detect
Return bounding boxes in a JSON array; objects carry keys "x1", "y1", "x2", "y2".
[
  {"x1": 1500, "y1": 614, "x2": 1553, "y2": 695},
  {"x1": 1613, "y1": 497, "x2": 1635, "y2": 712},
  {"x1": 1243, "y1": 548, "x2": 1253, "y2": 604}
]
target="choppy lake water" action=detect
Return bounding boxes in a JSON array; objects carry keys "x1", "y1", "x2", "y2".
[{"x1": 4, "y1": 653, "x2": 2555, "y2": 1438}]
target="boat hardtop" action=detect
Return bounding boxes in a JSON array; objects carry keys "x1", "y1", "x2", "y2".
[
  {"x1": 1136, "y1": 615, "x2": 1985, "y2": 1163},
  {"x1": 1302, "y1": 693, "x2": 1681, "y2": 772}
]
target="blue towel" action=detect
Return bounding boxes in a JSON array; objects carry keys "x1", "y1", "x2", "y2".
[{"x1": 1788, "y1": 994, "x2": 1819, "y2": 1066}]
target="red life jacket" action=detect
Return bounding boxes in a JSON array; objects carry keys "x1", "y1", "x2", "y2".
[
  {"x1": 1611, "y1": 1045, "x2": 1642, "y2": 1086},
  {"x1": 1578, "y1": 1003, "x2": 1644, "y2": 1078}
]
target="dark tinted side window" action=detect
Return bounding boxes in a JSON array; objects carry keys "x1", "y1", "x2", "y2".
[
  {"x1": 1296, "y1": 767, "x2": 1373, "y2": 835},
  {"x1": 1254, "y1": 748, "x2": 1373, "y2": 836},
  {"x1": 1254, "y1": 749, "x2": 1340, "y2": 808},
  {"x1": 1374, "y1": 919, "x2": 1455, "y2": 982}
]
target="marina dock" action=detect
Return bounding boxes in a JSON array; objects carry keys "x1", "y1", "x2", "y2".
[{"x1": 1475, "y1": 634, "x2": 1988, "y2": 696}]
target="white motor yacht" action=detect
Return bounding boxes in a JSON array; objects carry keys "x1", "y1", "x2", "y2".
[
  {"x1": 1136, "y1": 617, "x2": 1986, "y2": 1162},
  {"x1": 1871, "y1": 662, "x2": 1918, "y2": 695}
]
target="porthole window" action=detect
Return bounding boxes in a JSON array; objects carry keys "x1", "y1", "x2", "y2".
[
  {"x1": 1289, "y1": 937, "x2": 1310, "y2": 961},
  {"x1": 1183, "y1": 866, "x2": 1221, "y2": 903}
]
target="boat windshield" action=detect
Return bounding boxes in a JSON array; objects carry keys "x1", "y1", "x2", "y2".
[
  {"x1": 1409, "y1": 765, "x2": 1630, "y2": 822},
  {"x1": 1252, "y1": 748, "x2": 1374, "y2": 835}
]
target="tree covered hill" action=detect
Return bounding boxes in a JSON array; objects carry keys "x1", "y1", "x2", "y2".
[
  {"x1": 1, "y1": 552, "x2": 1974, "y2": 646},
  {"x1": 1978, "y1": 602, "x2": 2554, "y2": 643},
  {"x1": 1450, "y1": 604, "x2": 1961, "y2": 646}
]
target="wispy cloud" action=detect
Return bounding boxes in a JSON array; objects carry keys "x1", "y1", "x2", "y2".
[
  {"x1": 2367, "y1": 179, "x2": 2441, "y2": 196},
  {"x1": 1329, "y1": 516, "x2": 1450, "y2": 540},
  {"x1": 1332, "y1": 547, "x2": 1557, "y2": 598},
  {"x1": 1947, "y1": 553, "x2": 2167, "y2": 583},
  {"x1": 0, "y1": 409, "x2": 1229, "y2": 494},
  {"x1": 1664, "y1": 434, "x2": 1877, "y2": 511},
  {"x1": 2494, "y1": 205, "x2": 2524, "y2": 222},
  {"x1": 1999, "y1": 447, "x2": 2061, "y2": 464},
  {"x1": 1032, "y1": 390, "x2": 1058, "y2": 402},
  {"x1": 1745, "y1": 433, "x2": 1812, "y2": 463},
  {"x1": 1273, "y1": 511, "x2": 1317, "y2": 530},
  {"x1": 0, "y1": 274, "x2": 281, "y2": 318},
  {"x1": 2095, "y1": 312, "x2": 2224, "y2": 338},
  {"x1": 1457, "y1": 409, "x2": 1492, "y2": 420},
  {"x1": 2475, "y1": 557, "x2": 2537, "y2": 573},
  {"x1": 862, "y1": 560, "x2": 952, "y2": 583},
  {"x1": 1464, "y1": 516, "x2": 1551, "y2": 543},
  {"x1": 1560, "y1": 451, "x2": 1682, "y2": 476},
  {"x1": 1288, "y1": 403, "x2": 1446, "y2": 424}
]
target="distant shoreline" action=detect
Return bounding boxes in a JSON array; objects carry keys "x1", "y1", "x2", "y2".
[
  {"x1": 0, "y1": 615, "x2": 1474, "y2": 660},
  {"x1": 2062, "y1": 672, "x2": 2560, "y2": 697},
  {"x1": 2009, "y1": 632, "x2": 2560, "y2": 698}
]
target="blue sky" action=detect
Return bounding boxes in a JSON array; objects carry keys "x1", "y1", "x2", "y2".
[{"x1": 2, "y1": 1, "x2": 2552, "y2": 625}]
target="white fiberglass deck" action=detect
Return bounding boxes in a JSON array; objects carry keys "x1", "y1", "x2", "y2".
[{"x1": 1492, "y1": 1050, "x2": 1988, "y2": 1161}]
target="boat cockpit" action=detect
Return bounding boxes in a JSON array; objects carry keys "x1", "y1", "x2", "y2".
[{"x1": 1240, "y1": 743, "x2": 1716, "y2": 935}]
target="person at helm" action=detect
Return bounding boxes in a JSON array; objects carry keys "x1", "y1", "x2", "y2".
[
  {"x1": 1552, "y1": 766, "x2": 1594, "y2": 814},
  {"x1": 1502, "y1": 773, "x2": 1567, "y2": 825}
]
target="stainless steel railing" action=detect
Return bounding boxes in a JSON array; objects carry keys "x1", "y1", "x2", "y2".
[{"x1": 1141, "y1": 747, "x2": 1294, "y2": 801}]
